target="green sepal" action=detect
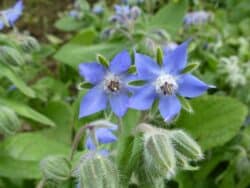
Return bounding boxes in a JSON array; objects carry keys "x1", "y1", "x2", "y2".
[
  {"x1": 78, "y1": 82, "x2": 93, "y2": 90},
  {"x1": 177, "y1": 96, "x2": 193, "y2": 113},
  {"x1": 128, "y1": 65, "x2": 136, "y2": 74},
  {"x1": 97, "y1": 54, "x2": 109, "y2": 67},
  {"x1": 128, "y1": 80, "x2": 146, "y2": 86},
  {"x1": 181, "y1": 62, "x2": 200, "y2": 74},
  {"x1": 156, "y1": 47, "x2": 163, "y2": 65}
]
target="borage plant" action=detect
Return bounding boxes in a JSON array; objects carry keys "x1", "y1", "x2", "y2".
[{"x1": 39, "y1": 41, "x2": 214, "y2": 188}]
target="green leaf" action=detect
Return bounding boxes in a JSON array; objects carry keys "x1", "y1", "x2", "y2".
[
  {"x1": 0, "y1": 155, "x2": 41, "y2": 179},
  {"x1": 147, "y1": 0, "x2": 187, "y2": 35},
  {"x1": 54, "y1": 16, "x2": 85, "y2": 31},
  {"x1": 70, "y1": 28, "x2": 97, "y2": 45},
  {"x1": 0, "y1": 63, "x2": 35, "y2": 98},
  {"x1": 0, "y1": 98, "x2": 55, "y2": 127},
  {"x1": 176, "y1": 96, "x2": 248, "y2": 150},
  {"x1": 2, "y1": 133, "x2": 70, "y2": 161},
  {"x1": 54, "y1": 42, "x2": 127, "y2": 69},
  {"x1": 41, "y1": 101, "x2": 73, "y2": 145}
]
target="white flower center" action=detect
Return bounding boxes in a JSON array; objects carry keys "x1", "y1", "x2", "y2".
[
  {"x1": 155, "y1": 74, "x2": 178, "y2": 96},
  {"x1": 103, "y1": 73, "x2": 121, "y2": 93}
]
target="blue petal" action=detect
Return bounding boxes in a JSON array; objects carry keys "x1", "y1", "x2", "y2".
[
  {"x1": 79, "y1": 86, "x2": 107, "y2": 118},
  {"x1": 159, "y1": 96, "x2": 181, "y2": 122},
  {"x1": 79, "y1": 62, "x2": 106, "y2": 84},
  {"x1": 163, "y1": 40, "x2": 190, "y2": 74},
  {"x1": 6, "y1": 0, "x2": 23, "y2": 25},
  {"x1": 0, "y1": 22, "x2": 4, "y2": 30},
  {"x1": 135, "y1": 52, "x2": 160, "y2": 80},
  {"x1": 129, "y1": 84, "x2": 156, "y2": 110},
  {"x1": 86, "y1": 136, "x2": 96, "y2": 150},
  {"x1": 96, "y1": 128, "x2": 117, "y2": 144},
  {"x1": 177, "y1": 74, "x2": 210, "y2": 98},
  {"x1": 109, "y1": 50, "x2": 131, "y2": 74},
  {"x1": 109, "y1": 92, "x2": 129, "y2": 117}
]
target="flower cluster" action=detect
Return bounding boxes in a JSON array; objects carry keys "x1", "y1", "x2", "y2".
[
  {"x1": 0, "y1": 0, "x2": 23, "y2": 30},
  {"x1": 109, "y1": 4, "x2": 141, "y2": 29},
  {"x1": 184, "y1": 10, "x2": 212, "y2": 26},
  {"x1": 79, "y1": 41, "x2": 213, "y2": 122},
  {"x1": 218, "y1": 56, "x2": 247, "y2": 88}
]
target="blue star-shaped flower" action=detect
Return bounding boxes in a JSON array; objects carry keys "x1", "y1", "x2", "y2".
[
  {"x1": 129, "y1": 41, "x2": 214, "y2": 122},
  {"x1": 79, "y1": 50, "x2": 133, "y2": 118},
  {"x1": 0, "y1": 0, "x2": 23, "y2": 30},
  {"x1": 85, "y1": 123, "x2": 118, "y2": 150}
]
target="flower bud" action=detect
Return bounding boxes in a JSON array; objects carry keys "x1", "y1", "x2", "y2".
[
  {"x1": 40, "y1": 155, "x2": 71, "y2": 182},
  {"x1": 76, "y1": 152, "x2": 119, "y2": 188},
  {"x1": 0, "y1": 106, "x2": 20, "y2": 136},
  {"x1": 0, "y1": 46, "x2": 25, "y2": 66},
  {"x1": 175, "y1": 151, "x2": 199, "y2": 171},
  {"x1": 18, "y1": 36, "x2": 40, "y2": 52},
  {"x1": 143, "y1": 132, "x2": 176, "y2": 178},
  {"x1": 130, "y1": 6, "x2": 141, "y2": 20},
  {"x1": 169, "y1": 130, "x2": 203, "y2": 161}
]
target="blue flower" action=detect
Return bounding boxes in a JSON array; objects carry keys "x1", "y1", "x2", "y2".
[
  {"x1": 69, "y1": 10, "x2": 79, "y2": 18},
  {"x1": 0, "y1": 0, "x2": 23, "y2": 30},
  {"x1": 184, "y1": 11, "x2": 212, "y2": 26},
  {"x1": 92, "y1": 5, "x2": 104, "y2": 15},
  {"x1": 85, "y1": 122, "x2": 118, "y2": 150},
  {"x1": 79, "y1": 50, "x2": 134, "y2": 117},
  {"x1": 129, "y1": 41, "x2": 214, "y2": 122}
]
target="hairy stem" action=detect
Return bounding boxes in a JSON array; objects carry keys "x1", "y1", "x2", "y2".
[{"x1": 69, "y1": 126, "x2": 87, "y2": 160}]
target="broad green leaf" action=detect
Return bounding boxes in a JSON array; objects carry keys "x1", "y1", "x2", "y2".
[
  {"x1": 0, "y1": 155, "x2": 41, "y2": 179},
  {"x1": 147, "y1": 0, "x2": 187, "y2": 35},
  {"x1": 2, "y1": 133, "x2": 70, "y2": 161},
  {"x1": 0, "y1": 98, "x2": 55, "y2": 127},
  {"x1": 54, "y1": 42, "x2": 127, "y2": 69},
  {"x1": 70, "y1": 28, "x2": 97, "y2": 45},
  {"x1": 54, "y1": 16, "x2": 85, "y2": 31},
  {"x1": 0, "y1": 63, "x2": 35, "y2": 98},
  {"x1": 176, "y1": 96, "x2": 248, "y2": 150},
  {"x1": 41, "y1": 101, "x2": 73, "y2": 145}
]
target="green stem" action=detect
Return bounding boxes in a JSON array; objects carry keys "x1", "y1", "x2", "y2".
[
  {"x1": 69, "y1": 126, "x2": 87, "y2": 160},
  {"x1": 36, "y1": 178, "x2": 46, "y2": 188}
]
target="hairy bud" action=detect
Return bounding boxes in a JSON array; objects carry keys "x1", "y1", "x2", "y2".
[
  {"x1": 0, "y1": 106, "x2": 20, "y2": 136},
  {"x1": 169, "y1": 130, "x2": 203, "y2": 161},
  {"x1": 0, "y1": 46, "x2": 24, "y2": 66},
  {"x1": 76, "y1": 152, "x2": 119, "y2": 188},
  {"x1": 143, "y1": 131, "x2": 176, "y2": 178},
  {"x1": 40, "y1": 155, "x2": 71, "y2": 182},
  {"x1": 19, "y1": 36, "x2": 40, "y2": 52}
]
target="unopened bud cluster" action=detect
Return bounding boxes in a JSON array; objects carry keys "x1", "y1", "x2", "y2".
[
  {"x1": 140, "y1": 124, "x2": 203, "y2": 180},
  {"x1": 75, "y1": 152, "x2": 119, "y2": 188}
]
